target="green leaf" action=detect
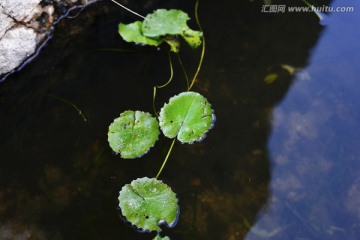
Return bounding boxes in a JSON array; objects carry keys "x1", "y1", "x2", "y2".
[
  {"x1": 142, "y1": 9, "x2": 190, "y2": 37},
  {"x1": 118, "y1": 9, "x2": 202, "y2": 51},
  {"x1": 108, "y1": 110, "x2": 159, "y2": 159},
  {"x1": 119, "y1": 177, "x2": 179, "y2": 232},
  {"x1": 118, "y1": 21, "x2": 163, "y2": 46},
  {"x1": 142, "y1": 9, "x2": 203, "y2": 50},
  {"x1": 159, "y1": 92, "x2": 215, "y2": 143},
  {"x1": 153, "y1": 235, "x2": 171, "y2": 240},
  {"x1": 182, "y1": 28, "x2": 203, "y2": 49}
]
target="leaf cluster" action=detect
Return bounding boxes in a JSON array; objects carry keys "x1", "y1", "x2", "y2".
[
  {"x1": 119, "y1": 9, "x2": 203, "y2": 52},
  {"x1": 108, "y1": 92, "x2": 215, "y2": 233},
  {"x1": 108, "y1": 92, "x2": 215, "y2": 159},
  {"x1": 109, "y1": 4, "x2": 211, "y2": 238}
]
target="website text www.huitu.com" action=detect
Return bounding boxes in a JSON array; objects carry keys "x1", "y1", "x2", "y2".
[{"x1": 261, "y1": 5, "x2": 355, "y2": 13}]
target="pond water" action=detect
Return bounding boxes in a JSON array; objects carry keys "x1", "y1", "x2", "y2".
[{"x1": 0, "y1": 0, "x2": 359, "y2": 239}]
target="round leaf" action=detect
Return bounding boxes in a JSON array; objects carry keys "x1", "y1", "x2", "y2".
[
  {"x1": 118, "y1": 21, "x2": 163, "y2": 46},
  {"x1": 159, "y1": 92, "x2": 215, "y2": 143},
  {"x1": 119, "y1": 177, "x2": 179, "y2": 232},
  {"x1": 142, "y1": 9, "x2": 190, "y2": 37},
  {"x1": 108, "y1": 110, "x2": 159, "y2": 159}
]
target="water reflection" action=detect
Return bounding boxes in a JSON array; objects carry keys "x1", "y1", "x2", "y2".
[{"x1": 250, "y1": 0, "x2": 360, "y2": 239}]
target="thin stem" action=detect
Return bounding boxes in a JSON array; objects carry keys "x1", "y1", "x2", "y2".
[
  {"x1": 153, "y1": 52, "x2": 174, "y2": 117},
  {"x1": 46, "y1": 94, "x2": 87, "y2": 122},
  {"x1": 157, "y1": 52, "x2": 174, "y2": 88},
  {"x1": 156, "y1": 138, "x2": 176, "y2": 179},
  {"x1": 152, "y1": 87, "x2": 158, "y2": 117},
  {"x1": 67, "y1": 6, "x2": 86, "y2": 19},
  {"x1": 176, "y1": 53, "x2": 190, "y2": 90},
  {"x1": 110, "y1": 0, "x2": 145, "y2": 19},
  {"x1": 189, "y1": 0, "x2": 205, "y2": 90}
]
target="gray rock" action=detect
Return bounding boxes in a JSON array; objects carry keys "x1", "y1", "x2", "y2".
[
  {"x1": 0, "y1": 0, "x2": 42, "y2": 76},
  {"x1": 0, "y1": 27, "x2": 37, "y2": 75},
  {"x1": 0, "y1": 0, "x2": 98, "y2": 78},
  {"x1": 0, "y1": 9, "x2": 14, "y2": 38},
  {"x1": 0, "y1": 0, "x2": 42, "y2": 22}
]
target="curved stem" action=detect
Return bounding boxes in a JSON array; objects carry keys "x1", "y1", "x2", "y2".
[
  {"x1": 156, "y1": 138, "x2": 176, "y2": 179},
  {"x1": 157, "y1": 52, "x2": 174, "y2": 89},
  {"x1": 176, "y1": 53, "x2": 190, "y2": 90},
  {"x1": 153, "y1": 52, "x2": 174, "y2": 117},
  {"x1": 46, "y1": 94, "x2": 87, "y2": 122},
  {"x1": 110, "y1": 0, "x2": 145, "y2": 19},
  {"x1": 189, "y1": 0, "x2": 205, "y2": 90},
  {"x1": 152, "y1": 87, "x2": 158, "y2": 117}
]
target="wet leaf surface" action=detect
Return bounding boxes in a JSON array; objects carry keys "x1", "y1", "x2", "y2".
[
  {"x1": 119, "y1": 177, "x2": 179, "y2": 231},
  {"x1": 108, "y1": 111, "x2": 159, "y2": 159},
  {"x1": 159, "y1": 92, "x2": 215, "y2": 143}
]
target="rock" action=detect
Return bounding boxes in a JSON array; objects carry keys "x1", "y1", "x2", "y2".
[
  {"x1": 0, "y1": 0, "x2": 98, "y2": 78},
  {"x1": 0, "y1": 0, "x2": 45, "y2": 76},
  {"x1": 0, "y1": 9, "x2": 14, "y2": 38},
  {"x1": 0, "y1": 27, "x2": 37, "y2": 75},
  {"x1": 0, "y1": 0, "x2": 42, "y2": 22}
]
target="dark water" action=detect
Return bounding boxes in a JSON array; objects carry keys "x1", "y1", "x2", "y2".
[{"x1": 0, "y1": 0, "x2": 359, "y2": 239}]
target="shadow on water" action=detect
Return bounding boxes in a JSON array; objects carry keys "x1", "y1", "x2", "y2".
[{"x1": 0, "y1": 0, "x2": 345, "y2": 239}]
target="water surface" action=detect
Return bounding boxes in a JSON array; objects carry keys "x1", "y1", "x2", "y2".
[{"x1": 0, "y1": 0, "x2": 359, "y2": 239}]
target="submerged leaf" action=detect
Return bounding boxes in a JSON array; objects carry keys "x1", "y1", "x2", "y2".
[
  {"x1": 159, "y1": 92, "x2": 215, "y2": 143},
  {"x1": 119, "y1": 177, "x2": 179, "y2": 232},
  {"x1": 118, "y1": 21, "x2": 163, "y2": 46},
  {"x1": 108, "y1": 110, "x2": 159, "y2": 159}
]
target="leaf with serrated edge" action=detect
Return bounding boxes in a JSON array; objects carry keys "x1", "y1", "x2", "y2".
[
  {"x1": 159, "y1": 92, "x2": 215, "y2": 143},
  {"x1": 108, "y1": 110, "x2": 159, "y2": 159},
  {"x1": 119, "y1": 177, "x2": 179, "y2": 232}
]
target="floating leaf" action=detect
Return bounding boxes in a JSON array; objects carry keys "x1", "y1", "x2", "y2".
[
  {"x1": 153, "y1": 235, "x2": 171, "y2": 240},
  {"x1": 142, "y1": 9, "x2": 190, "y2": 37},
  {"x1": 119, "y1": 177, "x2": 179, "y2": 231},
  {"x1": 118, "y1": 9, "x2": 202, "y2": 51},
  {"x1": 142, "y1": 9, "x2": 202, "y2": 50},
  {"x1": 108, "y1": 110, "x2": 159, "y2": 159},
  {"x1": 118, "y1": 21, "x2": 163, "y2": 46},
  {"x1": 159, "y1": 92, "x2": 215, "y2": 143}
]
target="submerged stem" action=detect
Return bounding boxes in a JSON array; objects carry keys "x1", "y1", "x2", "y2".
[
  {"x1": 156, "y1": 138, "x2": 176, "y2": 179},
  {"x1": 188, "y1": 0, "x2": 205, "y2": 90},
  {"x1": 110, "y1": 0, "x2": 145, "y2": 19},
  {"x1": 46, "y1": 94, "x2": 87, "y2": 122}
]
